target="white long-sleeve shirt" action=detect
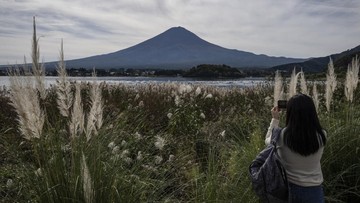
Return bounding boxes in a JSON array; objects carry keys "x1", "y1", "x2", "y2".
[{"x1": 265, "y1": 118, "x2": 325, "y2": 187}]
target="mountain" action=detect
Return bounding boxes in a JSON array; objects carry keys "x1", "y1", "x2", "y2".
[
  {"x1": 271, "y1": 45, "x2": 360, "y2": 73},
  {"x1": 44, "y1": 27, "x2": 305, "y2": 69}
]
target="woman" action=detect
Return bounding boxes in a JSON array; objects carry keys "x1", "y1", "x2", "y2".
[{"x1": 265, "y1": 94, "x2": 327, "y2": 203}]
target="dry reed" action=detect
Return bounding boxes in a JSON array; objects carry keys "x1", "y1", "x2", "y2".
[
  {"x1": 85, "y1": 71, "x2": 103, "y2": 141},
  {"x1": 299, "y1": 70, "x2": 308, "y2": 95},
  {"x1": 345, "y1": 55, "x2": 359, "y2": 102},
  {"x1": 312, "y1": 83, "x2": 319, "y2": 112},
  {"x1": 69, "y1": 82, "x2": 85, "y2": 138},
  {"x1": 81, "y1": 153, "x2": 94, "y2": 203},
  {"x1": 7, "y1": 17, "x2": 46, "y2": 140},
  {"x1": 325, "y1": 58, "x2": 337, "y2": 111},
  {"x1": 288, "y1": 68, "x2": 299, "y2": 99},
  {"x1": 8, "y1": 69, "x2": 45, "y2": 140},
  {"x1": 31, "y1": 16, "x2": 46, "y2": 100},
  {"x1": 273, "y1": 70, "x2": 283, "y2": 106},
  {"x1": 56, "y1": 40, "x2": 73, "y2": 117}
]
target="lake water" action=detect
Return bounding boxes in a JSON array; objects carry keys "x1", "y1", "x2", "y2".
[{"x1": 0, "y1": 76, "x2": 267, "y2": 88}]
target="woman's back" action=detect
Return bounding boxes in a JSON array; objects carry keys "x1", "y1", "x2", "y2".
[{"x1": 277, "y1": 128, "x2": 325, "y2": 187}]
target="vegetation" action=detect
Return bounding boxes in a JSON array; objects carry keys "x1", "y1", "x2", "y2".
[
  {"x1": 1, "y1": 62, "x2": 360, "y2": 202},
  {"x1": 1, "y1": 18, "x2": 359, "y2": 203},
  {"x1": 183, "y1": 64, "x2": 245, "y2": 78},
  {"x1": 1, "y1": 65, "x2": 269, "y2": 78}
]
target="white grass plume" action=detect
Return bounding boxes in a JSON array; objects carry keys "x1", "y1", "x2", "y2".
[
  {"x1": 312, "y1": 83, "x2": 319, "y2": 112},
  {"x1": 8, "y1": 69, "x2": 45, "y2": 140},
  {"x1": 85, "y1": 71, "x2": 103, "y2": 141},
  {"x1": 6, "y1": 18, "x2": 47, "y2": 139},
  {"x1": 352, "y1": 55, "x2": 359, "y2": 89},
  {"x1": 56, "y1": 40, "x2": 73, "y2": 117},
  {"x1": 69, "y1": 82, "x2": 84, "y2": 138},
  {"x1": 288, "y1": 68, "x2": 300, "y2": 99},
  {"x1": 325, "y1": 57, "x2": 337, "y2": 111},
  {"x1": 154, "y1": 135, "x2": 166, "y2": 150},
  {"x1": 273, "y1": 70, "x2": 283, "y2": 106},
  {"x1": 345, "y1": 55, "x2": 360, "y2": 102},
  {"x1": 299, "y1": 70, "x2": 308, "y2": 95},
  {"x1": 31, "y1": 16, "x2": 46, "y2": 100},
  {"x1": 23, "y1": 56, "x2": 31, "y2": 76},
  {"x1": 81, "y1": 153, "x2": 94, "y2": 203}
]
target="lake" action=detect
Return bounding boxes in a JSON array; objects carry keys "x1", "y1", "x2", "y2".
[{"x1": 0, "y1": 76, "x2": 267, "y2": 88}]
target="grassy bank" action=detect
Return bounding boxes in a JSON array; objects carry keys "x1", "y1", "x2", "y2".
[
  {"x1": 0, "y1": 76, "x2": 359, "y2": 202},
  {"x1": 1, "y1": 17, "x2": 359, "y2": 203}
]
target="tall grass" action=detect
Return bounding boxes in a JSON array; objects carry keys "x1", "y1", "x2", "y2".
[
  {"x1": 1, "y1": 18, "x2": 360, "y2": 203},
  {"x1": 325, "y1": 57, "x2": 337, "y2": 112},
  {"x1": 273, "y1": 70, "x2": 283, "y2": 106},
  {"x1": 344, "y1": 55, "x2": 359, "y2": 103}
]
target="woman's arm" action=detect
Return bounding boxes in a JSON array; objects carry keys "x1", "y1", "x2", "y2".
[{"x1": 265, "y1": 106, "x2": 280, "y2": 145}]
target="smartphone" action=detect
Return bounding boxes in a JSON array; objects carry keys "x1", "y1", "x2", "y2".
[{"x1": 277, "y1": 100, "x2": 287, "y2": 109}]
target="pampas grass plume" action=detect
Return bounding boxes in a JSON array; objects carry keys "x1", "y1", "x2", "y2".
[
  {"x1": 69, "y1": 82, "x2": 85, "y2": 138},
  {"x1": 299, "y1": 70, "x2": 308, "y2": 95},
  {"x1": 7, "y1": 17, "x2": 46, "y2": 140},
  {"x1": 31, "y1": 16, "x2": 47, "y2": 100},
  {"x1": 273, "y1": 70, "x2": 283, "y2": 106},
  {"x1": 351, "y1": 55, "x2": 359, "y2": 89},
  {"x1": 56, "y1": 40, "x2": 73, "y2": 117},
  {"x1": 81, "y1": 153, "x2": 94, "y2": 203},
  {"x1": 345, "y1": 55, "x2": 360, "y2": 102},
  {"x1": 312, "y1": 83, "x2": 319, "y2": 112},
  {"x1": 85, "y1": 71, "x2": 103, "y2": 141},
  {"x1": 288, "y1": 68, "x2": 299, "y2": 99},
  {"x1": 325, "y1": 57, "x2": 337, "y2": 111},
  {"x1": 8, "y1": 69, "x2": 45, "y2": 140}
]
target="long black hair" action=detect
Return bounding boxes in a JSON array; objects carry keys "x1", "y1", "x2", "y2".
[{"x1": 283, "y1": 94, "x2": 326, "y2": 156}]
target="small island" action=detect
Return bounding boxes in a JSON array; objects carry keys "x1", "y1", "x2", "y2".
[{"x1": 182, "y1": 64, "x2": 245, "y2": 78}]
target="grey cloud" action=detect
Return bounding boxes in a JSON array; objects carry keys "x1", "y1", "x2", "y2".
[{"x1": 1, "y1": 0, "x2": 360, "y2": 64}]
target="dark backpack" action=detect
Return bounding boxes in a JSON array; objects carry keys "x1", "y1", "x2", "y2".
[{"x1": 249, "y1": 127, "x2": 289, "y2": 202}]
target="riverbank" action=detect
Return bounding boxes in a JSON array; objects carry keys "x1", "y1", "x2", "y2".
[{"x1": 1, "y1": 78, "x2": 359, "y2": 202}]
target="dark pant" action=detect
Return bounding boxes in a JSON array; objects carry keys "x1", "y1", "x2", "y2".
[{"x1": 289, "y1": 183, "x2": 324, "y2": 203}]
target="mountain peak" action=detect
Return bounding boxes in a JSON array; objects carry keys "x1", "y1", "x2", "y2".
[
  {"x1": 168, "y1": 26, "x2": 187, "y2": 31},
  {"x1": 165, "y1": 26, "x2": 190, "y2": 33},
  {"x1": 150, "y1": 26, "x2": 204, "y2": 46},
  {"x1": 52, "y1": 27, "x2": 305, "y2": 69}
]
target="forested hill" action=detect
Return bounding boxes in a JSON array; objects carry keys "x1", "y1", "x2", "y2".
[
  {"x1": 183, "y1": 64, "x2": 244, "y2": 78},
  {"x1": 271, "y1": 44, "x2": 360, "y2": 73}
]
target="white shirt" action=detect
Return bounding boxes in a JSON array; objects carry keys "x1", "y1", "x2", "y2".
[{"x1": 265, "y1": 119, "x2": 324, "y2": 187}]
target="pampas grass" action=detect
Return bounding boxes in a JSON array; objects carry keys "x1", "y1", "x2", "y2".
[
  {"x1": 345, "y1": 55, "x2": 359, "y2": 102},
  {"x1": 69, "y1": 82, "x2": 85, "y2": 138},
  {"x1": 312, "y1": 83, "x2": 319, "y2": 112},
  {"x1": 8, "y1": 71, "x2": 45, "y2": 139},
  {"x1": 85, "y1": 71, "x2": 103, "y2": 141},
  {"x1": 351, "y1": 55, "x2": 359, "y2": 88},
  {"x1": 288, "y1": 68, "x2": 299, "y2": 99},
  {"x1": 31, "y1": 16, "x2": 46, "y2": 100},
  {"x1": 7, "y1": 17, "x2": 46, "y2": 140},
  {"x1": 82, "y1": 153, "x2": 94, "y2": 203},
  {"x1": 325, "y1": 57, "x2": 337, "y2": 112},
  {"x1": 56, "y1": 40, "x2": 73, "y2": 117},
  {"x1": 299, "y1": 70, "x2": 308, "y2": 95},
  {"x1": 273, "y1": 70, "x2": 283, "y2": 106},
  {"x1": 3, "y1": 17, "x2": 360, "y2": 203}
]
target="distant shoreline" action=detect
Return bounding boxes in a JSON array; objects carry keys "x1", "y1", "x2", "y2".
[{"x1": 0, "y1": 76, "x2": 267, "y2": 88}]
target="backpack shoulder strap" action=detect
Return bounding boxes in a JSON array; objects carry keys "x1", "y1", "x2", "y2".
[{"x1": 271, "y1": 127, "x2": 282, "y2": 146}]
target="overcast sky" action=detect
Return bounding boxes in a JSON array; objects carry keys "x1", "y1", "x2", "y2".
[{"x1": 1, "y1": 0, "x2": 360, "y2": 65}]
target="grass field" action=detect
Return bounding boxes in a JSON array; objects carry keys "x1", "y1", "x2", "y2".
[
  {"x1": 1, "y1": 67, "x2": 360, "y2": 202},
  {"x1": 1, "y1": 18, "x2": 359, "y2": 202}
]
